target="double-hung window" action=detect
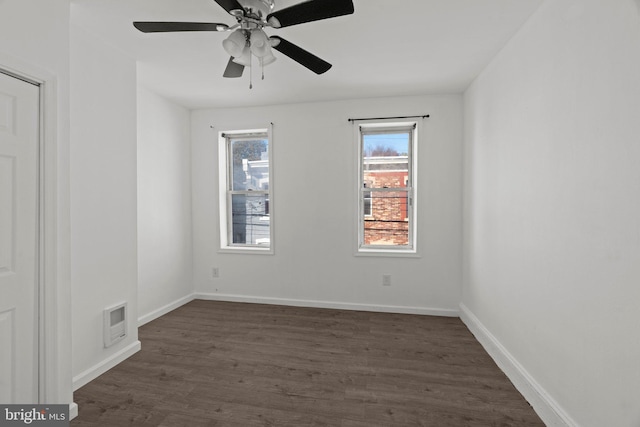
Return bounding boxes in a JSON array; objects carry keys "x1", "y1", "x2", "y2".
[
  {"x1": 357, "y1": 122, "x2": 417, "y2": 253},
  {"x1": 219, "y1": 128, "x2": 272, "y2": 252}
]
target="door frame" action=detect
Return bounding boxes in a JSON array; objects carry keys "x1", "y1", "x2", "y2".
[{"x1": 0, "y1": 52, "x2": 69, "y2": 407}]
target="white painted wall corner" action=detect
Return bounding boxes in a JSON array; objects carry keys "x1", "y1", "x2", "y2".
[
  {"x1": 459, "y1": 303, "x2": 578, "y2": 427},
  {"x1": 138, "y1": 294, "x2": 196, "y2": 327}
]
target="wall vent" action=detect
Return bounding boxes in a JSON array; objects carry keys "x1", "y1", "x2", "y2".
[{"x1": 103, "y1": 302, "x2": 127, "y2": 348}]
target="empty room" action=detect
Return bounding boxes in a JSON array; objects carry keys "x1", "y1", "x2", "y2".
[{"x1": 0, "y1": 0, "x2": 638, "y2": 426}]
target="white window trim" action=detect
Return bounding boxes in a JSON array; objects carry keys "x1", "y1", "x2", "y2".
[
  {"x1": 354, "y1": 120, "x2": 419, "y2": 257},
  {"x1": 218, "y1": 126, "x2": 274, "y2": 254}
]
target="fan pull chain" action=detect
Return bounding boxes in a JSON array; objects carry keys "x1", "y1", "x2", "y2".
[
  {"x1": 261, "y1": 57, "x2": 265, "y2": 80},
  {"x1": 249, "y1": 52, "x2": 253, "y2": 89}
]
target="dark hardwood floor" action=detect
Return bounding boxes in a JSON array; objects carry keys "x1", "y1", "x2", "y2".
[{"x1": 72, "y1": 300, "x2": 544, "y2": 426}]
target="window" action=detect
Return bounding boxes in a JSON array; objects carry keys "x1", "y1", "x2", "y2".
[
  {"x1": 219, "y1": 128, "x2": 272, "y2": 252},
  {"x1": 357, "y1": 122, "x2": 416, "y2": 253}
]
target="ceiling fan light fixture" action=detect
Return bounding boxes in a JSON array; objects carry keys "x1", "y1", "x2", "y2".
[
  {"x1": 222, "y1": 29, "x2": 247, "y2": 57},
  {"x1": 260, "y1": 51, "x2": 277, "y2": 66},
  {"x1": 232, "y1": 45, "x2": 252, "y2": 66},
  {"x1": 250, "y1": 29, "x2": 271, "y2": 57}
]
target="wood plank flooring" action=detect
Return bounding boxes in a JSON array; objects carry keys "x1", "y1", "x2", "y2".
[{"x1": 72, "y1": 300, "x2": 545, "y2": 426}]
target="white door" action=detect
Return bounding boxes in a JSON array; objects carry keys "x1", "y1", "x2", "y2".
[{"x1": 0, "y1": 71, "x2": 40, "y2": 403}]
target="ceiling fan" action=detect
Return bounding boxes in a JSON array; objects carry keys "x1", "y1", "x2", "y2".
[{"x1": 133, "y1": 0, "x2": 355, "y2": 84}]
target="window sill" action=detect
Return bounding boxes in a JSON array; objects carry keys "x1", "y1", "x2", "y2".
[
  {"x1": 355, "y1": 248, "x2": 420, "y2": 258},
  {"x1": 219, "y1": 246, "x2": 274, "y2": 255}
]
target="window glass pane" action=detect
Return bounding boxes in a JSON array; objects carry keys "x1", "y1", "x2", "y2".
[
  {"x1": 230, "y1": 138, "x2": 269, "y2": 191},
  {"x1": 363, "y1": 190, "x2": 409, "y2": 246},
  {"x1": 359, "y1": 126, "x2": 414, "y2": 250},
  {"x1": 231, "y1": 193, "x2": 270, "y2": 245},
  {"x1": 363, "y1": 132, "x2": 409, "y2": 189}
]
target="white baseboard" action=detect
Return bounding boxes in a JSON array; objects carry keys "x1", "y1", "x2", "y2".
[
  {"x1": 459, "y1": 303, "x2": 577, "y2": 427},
  {"x1": 69, "y1": 402, "x2": 78, "y2": 420},
  {"x1": 138, "y1": 293, "x2": 195, "y2": 326},
  {"x1": 194, "y1": 292, "x2": 459, "y2": 317},
  {"x1": 72, "y1": 340, "x2": 141, "y2": 391}
]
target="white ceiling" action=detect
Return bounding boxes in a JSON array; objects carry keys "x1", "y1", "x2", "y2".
[{"x1": 71, "y1": 0, "x2": 543, "y2": 109}]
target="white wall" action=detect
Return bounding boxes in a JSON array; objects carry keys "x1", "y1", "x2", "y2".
[
  {"x1": 463, "y1": 0, "x2": 640, "y2": 425},
  {"x1": 192, "y1": 95, "x2": 463, "y2": 314},
  {"x1": 137, "y1": 86, "x2": 193, "y2": 324},
  {"x1": 0, "y1": 0, "x2": 72, "y2": 406},
  {"x1": 70, "y1": 24, "x2": 139, "y2": 389}
]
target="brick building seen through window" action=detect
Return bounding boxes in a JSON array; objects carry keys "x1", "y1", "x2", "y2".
[{"x1": 363, "y1": 156, "x2": 409, "y2": 246}]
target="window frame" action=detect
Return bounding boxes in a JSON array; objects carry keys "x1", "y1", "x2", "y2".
[
  {"x1": 218, "y1": 127, "x2": 274, "y2": 254},
  {"x1": 356, "y1": 121, "x2": 418, "y2": 255}
]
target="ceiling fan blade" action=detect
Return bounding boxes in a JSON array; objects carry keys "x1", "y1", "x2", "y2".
[
  {"x1": 223, "y1": 57, "x2": 245, "y2": 78},
  {"x1": 213, "y1": 0, "x2": 245, "y2": 16},
  {"x1": 133, "y1": 22, "x2": 229, "y2": 33},
  {"x1": 267, "y1": 0, "x2": 354, "y2": 28},
  {"x1": 270, "y1": 36, "x2": 332, "y2": 74}
]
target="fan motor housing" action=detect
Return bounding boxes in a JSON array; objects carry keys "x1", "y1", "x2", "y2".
[{"x1": 238, "y1": 0, "x2": 275, "y2": 19}]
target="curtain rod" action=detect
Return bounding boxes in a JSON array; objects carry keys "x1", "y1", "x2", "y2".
[{"x1": 348, "y1": 114, "x2": 429, "y2": 122}]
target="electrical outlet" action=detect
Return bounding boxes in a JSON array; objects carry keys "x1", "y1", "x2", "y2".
[
  {"x1": 212, "y1": 267, "x2": 219, "y2": 278},
  {"x1": 382, "y1": 274, "x2": 391, "y2": 286}
]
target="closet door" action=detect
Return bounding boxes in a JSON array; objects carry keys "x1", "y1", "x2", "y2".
[{"x1": 0, "y1": 71, "x2": 40, "y2": 403}]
